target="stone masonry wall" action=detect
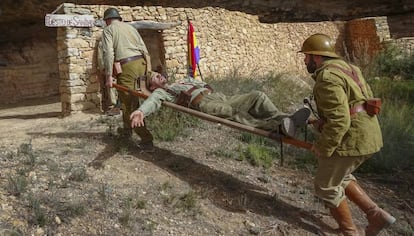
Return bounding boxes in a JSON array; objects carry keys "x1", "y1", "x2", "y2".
[
  {"x1": 57, "y1": 25, "x2": 102, "y2": 115},
  {"x1": 388, "y1": 14, "x2": 414, "y2": 54},
  {"x1": 59, "y1": 3, "x2": 345, "y2": 114},
  {"x1": 1, "y1": 4, "x2": 413, "y2": 112},
  {"x1": 345, "y1": 16, "x2": 413, "y2": 63}
]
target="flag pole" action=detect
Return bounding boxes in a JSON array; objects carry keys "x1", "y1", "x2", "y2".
[
  {"x1": 186, "y1": 17, "x2": 191, "y2": 78},
  {"x1": 196, "y1": 61, "x2": 204, "y2": 80}
]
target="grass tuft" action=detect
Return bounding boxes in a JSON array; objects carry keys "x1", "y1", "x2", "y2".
[
  {"x1": 7, "y1": 174, "x2": 28, "y2": 197},
  {"x1": 241, "y1": 144, "x2": 276, "y2": 169}
]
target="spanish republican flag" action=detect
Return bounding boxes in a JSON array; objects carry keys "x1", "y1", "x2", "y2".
[{"x1": 187, "y1": 20, "x2": 200, "y2": 78}]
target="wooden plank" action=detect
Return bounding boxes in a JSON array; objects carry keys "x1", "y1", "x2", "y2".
[{"x1": 94, "y1": 19, "x2": 182, "y2": 30}]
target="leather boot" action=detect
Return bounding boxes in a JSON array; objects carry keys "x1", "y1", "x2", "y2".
[
  {"x1": 345, "y1": 181, "x2": 396, "y2": 236},
  {"x1": 329, "y1": 199, "x2": 360, "y2": 236}
]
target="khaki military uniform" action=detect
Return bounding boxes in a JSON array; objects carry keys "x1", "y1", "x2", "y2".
[
  {"x1": 138, "y1": 77, "x2": 288, "y2": 131},
  {"x1": 312, "y1": 59, "x2": 383, "y2": 207},
  {"x1": 102, "y1": 20, "x2": 152, "y2": 143}
]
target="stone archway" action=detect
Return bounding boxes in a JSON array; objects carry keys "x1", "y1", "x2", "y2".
[{"x1": 57, "y1": 8, "x2": 182, "y2": 115}]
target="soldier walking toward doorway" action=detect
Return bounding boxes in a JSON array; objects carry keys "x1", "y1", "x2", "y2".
[{"x1": 102, "y1": 7, "x2": 154, "y2": 152}]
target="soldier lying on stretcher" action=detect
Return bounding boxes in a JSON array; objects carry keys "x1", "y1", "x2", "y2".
[{"x1": 130, "y1": 71, "x2": 310, "y2": 137}]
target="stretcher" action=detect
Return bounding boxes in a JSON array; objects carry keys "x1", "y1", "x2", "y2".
[{"x1": 113, "y1": 83, "x2": 312, "y2": 165}]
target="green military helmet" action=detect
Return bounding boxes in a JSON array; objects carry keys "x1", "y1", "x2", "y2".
[
  {"x1": 103, "y1": 8, "x2": 122, "y2": 21},
  {"x1": 300, "y1": 33, "x2": 340, "y2": 58}
]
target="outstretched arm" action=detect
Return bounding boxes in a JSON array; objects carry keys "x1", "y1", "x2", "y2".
[{"x1": 129, "y1": 88, "x2": 175, "y2": 128}]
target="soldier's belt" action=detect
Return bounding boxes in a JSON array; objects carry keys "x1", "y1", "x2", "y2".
[
  {"x1": 190, "y1": 90, "x2": 212, "y2": 107},
  {"x1": 118, "y1": 55, "x2": 144, "y2": 65}
]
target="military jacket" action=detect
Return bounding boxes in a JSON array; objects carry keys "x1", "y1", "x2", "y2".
[
  {"x1": 138, "y1": 78, "x2": 210, "y2": 117},
  {"x1": 312, "y1": 59, "x2": 383, "y2": 157},
  {"x1": 102, "y1": 20, "x2": 148, "y2": 76}
]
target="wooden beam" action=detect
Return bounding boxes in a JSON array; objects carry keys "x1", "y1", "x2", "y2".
[
  {"x1": 94, "y1": 19, "x2": 182, "y2": 30},
  {"x1": 130, "y1": 20, "x2": 182, "y2": 30}
]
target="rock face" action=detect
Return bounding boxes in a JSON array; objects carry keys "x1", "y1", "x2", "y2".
[
  {"x1": 0, "y1": 0, "x2": 413, "y2": 110},
  {"x1": 0, "y1": 0, "x2": 413, "y2": 28}
]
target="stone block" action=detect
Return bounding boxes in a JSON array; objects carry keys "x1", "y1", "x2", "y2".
[
  {"x1": 86, "y1": 82, "x2": 100, "y2": 93},
  {"x1": 67, "y1": 38, "x2": 90, "y2": 48},
  {"x1": 67, "y1": 48, "x2": 79, "y2": 56},
  {"x1": 71, "y1": 101, "x2": 98, "y2": 111}
]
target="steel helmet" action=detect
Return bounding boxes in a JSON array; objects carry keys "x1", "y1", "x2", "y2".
[
  {"x1": 300, "y1": 33, "x2": 340, "y2": 58},
  {"x1": 103, "y1": 8, "x2": 122, "y2": 21}
]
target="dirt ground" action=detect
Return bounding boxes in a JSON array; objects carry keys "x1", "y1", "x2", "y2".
[{"x1": 0, "y1": 96, "x2": 413, "y2": 236}]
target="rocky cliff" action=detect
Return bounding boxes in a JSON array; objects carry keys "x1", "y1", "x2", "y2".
[{"x1": 0, "y1": 0, "x2": 413, "y2": 27}]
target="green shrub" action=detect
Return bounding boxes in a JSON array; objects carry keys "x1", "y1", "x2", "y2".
[
  {"x1": 18, "y1": 142, "x2": 37, "y2": 168},
  {"x1": 360, "y1": 101, "x2": 414, "y2": 172},
  {"x1": 207, "y1": 148, "x2": 238, "y2": 160},
  {"x1": 369, "y1": 79, "x2": 414, "y2": 103},
  {"x1": 239, "y1": 132, "x2": 277, "y2": 146},
  {"x1": 68, "y1": 166, "x2": 88, "y2": 182},
  {"x1": 59, "y1": 201, "x2": 87, "y2": 218},
  {"x1": 176, "y1": 191, "x2": 198, "y2": 211},
  {"x1": 242, "y1": 143, "x2": 277, "y2": 169},
  {"x1": 7, "y1": 174, "x2": 28, "y2": 197},
  {"x1": 98, "y1": 182, "x2": 111, "y2": 207},
  {"x1": 369, "y1": 44, "x2": 414, "y2": 81},
  {"x1": 27, "y1": 194, "x2": 48, "y2": 226},
  {"x1": 355, "y1": 45, "x2": 414, "y2": 173}
]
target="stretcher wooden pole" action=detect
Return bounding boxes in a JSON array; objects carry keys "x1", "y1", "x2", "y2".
[{"x1": 113, "y1": 83, "x2": 313, "y2": 150}]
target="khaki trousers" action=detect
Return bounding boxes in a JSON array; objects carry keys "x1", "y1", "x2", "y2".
[
  {"x1": 314, "y1": 154, "x2": 372, "y2": 208},
  {"x1": 117, "y1": 58, "x2": 153, "y2": 143}
]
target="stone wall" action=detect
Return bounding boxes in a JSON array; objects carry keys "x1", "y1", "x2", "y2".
[
  {"x1": 0, "y1": 26, "x2": 59, "y2": 104},
  {"x1": 58, "y1": 3, "x2": 344, "y2": 114},
  {"x1": 57, "y1": 25, "x2": 102, "y2": 115},
  {"x1": 394, "y1": 37, "x2": 414, "y2": 53},
  {"x1": 388, "y1": 13, "x2": 414, "y2": 54},
  {"x1": 2, "y1": 3, "x2": 412, "y2": 113}
]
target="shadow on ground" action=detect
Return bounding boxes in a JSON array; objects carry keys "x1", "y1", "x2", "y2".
[
  {"x1": 87, "y1": 136, "x2": 336, "y2": 234},
  {"x1": 0, "y1": 96, "x2": 60, "y2": 109},
  {"x1": 28, "y1": 130, "x2": 336, "y2": 234},
  {"x1": 0, "y1": 112, "x2": 62, "y2": 119}
]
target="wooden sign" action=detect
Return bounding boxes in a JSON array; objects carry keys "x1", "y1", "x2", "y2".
[{"x1": 45, "y1": 14, "x2": 95, "y2": 27}]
